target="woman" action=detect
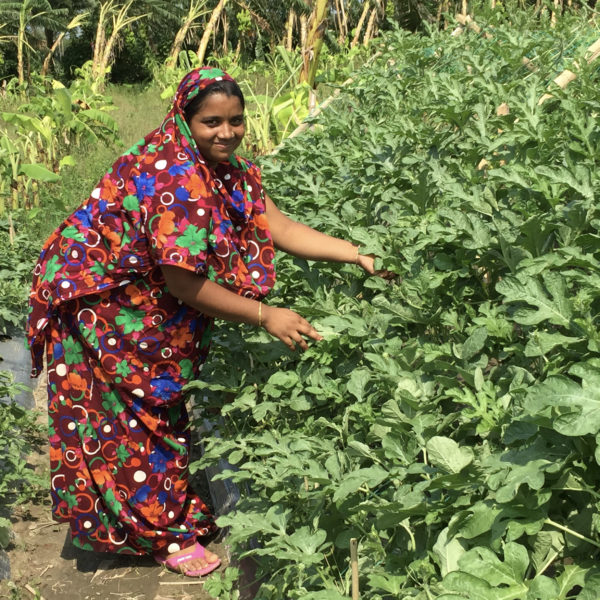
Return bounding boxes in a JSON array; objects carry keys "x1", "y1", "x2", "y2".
[{"x1": 27, "y1": 67, "x2": 374, "y2": 577}]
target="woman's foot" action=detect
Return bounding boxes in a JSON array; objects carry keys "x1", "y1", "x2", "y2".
[{"x1": 156, "y1": 542, "x2": 221, "y2": 577}]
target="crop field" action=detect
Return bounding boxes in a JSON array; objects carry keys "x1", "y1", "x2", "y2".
[
  {"x1": 1, "y1": 2, "x2": 600, "y2": 599},
  {"x1": 190, "y1": 10, "x2": 600, "y2": 600}
]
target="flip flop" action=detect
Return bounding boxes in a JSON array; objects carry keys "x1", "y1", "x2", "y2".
[{"x1": 155, "y1": 542, "x2": 221, "y2": 577}]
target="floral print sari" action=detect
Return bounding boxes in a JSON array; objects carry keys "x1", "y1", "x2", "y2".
[{"x1": 27, "y1": 67, "x2": 276, "y2": 555}]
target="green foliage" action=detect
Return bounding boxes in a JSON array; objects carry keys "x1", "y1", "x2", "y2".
[
  {"x1": 0, "y1": 371, "x2": 46, "y2": 549},
  {"x1": 0, "y1": 214, "x2": 41, "y2": 333},
  {"x1": 190, "y1": 11, "x2": 600, "y2": 600},
  {"x1": 0, "y1": 72, "x2": 118, "y2": 214}
]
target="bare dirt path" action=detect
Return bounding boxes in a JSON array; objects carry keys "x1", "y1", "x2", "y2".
[{"x1": 0, "y1": 375, "x2": 227, "y2": 600}]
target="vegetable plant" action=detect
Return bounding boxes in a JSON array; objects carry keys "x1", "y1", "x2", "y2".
[{"x1": 189, "y1": 9, "x2": 600, "y2": 600}]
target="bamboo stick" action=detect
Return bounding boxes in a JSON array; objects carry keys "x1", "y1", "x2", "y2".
[
  {"x1": 538, "y1": 36, "x2": 600, "y2": 104},
  {"x1": 350, "y1": 538, "x2": 359, "y2": 600}
]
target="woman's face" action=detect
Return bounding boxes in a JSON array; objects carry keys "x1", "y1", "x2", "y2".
[{"x1": 187, "y1": 92, "x2": 245, "y2": 167}]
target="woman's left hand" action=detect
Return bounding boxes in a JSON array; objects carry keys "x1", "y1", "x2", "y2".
[
  {"x1": 357, "y1": 253, "x2": 376, "y2": 275},
  {"x1": 357, "y1": 253, "x2": 397, "y2": 281}
]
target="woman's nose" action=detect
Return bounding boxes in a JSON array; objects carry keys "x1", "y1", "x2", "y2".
[{"x1": 218, "y1": 122, "x2": 234, "y2": 139}]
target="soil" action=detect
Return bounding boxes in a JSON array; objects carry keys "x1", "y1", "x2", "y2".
[{"x1": 0, "y1": 374, "x2": 236, "y2": 600}]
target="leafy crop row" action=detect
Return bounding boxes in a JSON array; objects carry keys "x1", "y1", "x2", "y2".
[
  {"x1": 0, "y1": 371, "x2": 45, "y2": 549},
  {"x1": 190, "y1": 9, "x2": 600, "y2": 600}
]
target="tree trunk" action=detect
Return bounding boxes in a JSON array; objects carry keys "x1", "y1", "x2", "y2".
[
  {"x1": 436, "y1": 1, "x2": 443, "y2": 25},
  {"x1": 300, "y1": 13, "x2": 308, "y2": 50},
  {"x1": 167, "y1": 0, "x2": 207, "y2": 68},
  {"x1": 43, "y1": 13, "x2": 89, "y2": 77},
  {"x1": 339, "y1": 0, "x2": 348, "y2": 44},
  {"x1": 551, "y1": 0, "x2": 562, "y2": 25},
  {"x1": 363, "y1": 7, "x2": 377, "y2": 46},
  {"x1": 92, "y1": 1, "x2": 112, "y2": 81},
  {"x1": 334, "y1": 0, "x2": 348, "y2": 45},
  {"x1": 285, "y1": 10, "x2": 296, "y2": 51},
  {"x1": 299, "y1": 0, "x2": 330, "y2": 88},
  {"x1": 17, "y1": 8, "x2": 25, "y2": 85},
  {"x1": 197, "y1": 0, "x2": 229, "y2": 65},
  {"x1": 351, "y1": 0, "x2": 369, "y2": 47},
  {"x1": 222, "y1": 10, "x2": 228, "y2": 54},
  {"x1": 334, "y1": 0, "x2": 343, "y2": 43},
  {"x1": 42, "y1": 31, "x2": 66, "y2": 77},
  {"x1": 96, "y1": 1, "x2": 145, "y2": 90}
]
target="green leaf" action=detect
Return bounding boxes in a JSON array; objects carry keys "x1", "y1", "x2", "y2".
[
  {"x1": 461, "y1": 327, "x2": 488, "y2": 361},
  {"x1": 426, "y1": 437, "x2": 474, "y2": 474},
  {"x1": 555, "y1": 564, "x2": 590, "y2": 599},
  {"x1": 524, "y1": 331, "x2": 581, "y2": 357},
  {"x1": 496, "y1": 272, "x2": 572, "y2": 327},
  {"x1": 19, "y1": 163, "x2": 60, "y2": 182},
  {"x1": 59, "y1": 155, "x2": 76, "y2": 169},
  {"x1": 303, "y1": 591, "x2": 348, "y2": 600},
  {"x1": 433, "y1": 527, "x2": 466, "y2": 576},
  {"x1": 524, "y1": 375, "x2": 600, "y2": 436},
  {"x1": 346, "y1": 368, "x2": 370, "y2": 401},
  {"x1": 332, "y1": 466, "x2": 388, "y2": 503}
]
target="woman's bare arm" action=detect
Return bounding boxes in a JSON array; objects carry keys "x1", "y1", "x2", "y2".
[
  {"x1": 160, "y1": 265, "x2": 322, "y2": 350},
  {"x1": 265, "y1": 196, "x2": 375, "y2": 273}
]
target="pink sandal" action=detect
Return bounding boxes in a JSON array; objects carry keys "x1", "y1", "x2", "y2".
[{"x1": 155, "y1": 542, "x2": 221, "y2": 577}]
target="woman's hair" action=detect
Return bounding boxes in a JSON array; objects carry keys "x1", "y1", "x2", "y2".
[{"x1": 183, "y1": 79, "x2": 245, "y2": 123}]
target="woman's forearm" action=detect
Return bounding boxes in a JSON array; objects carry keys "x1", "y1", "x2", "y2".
[
  {"x1": 265, "y1": 196, "x2": 358, "y2": 263},
  {"x1": 274, "y1": 220, "x2": 358, "y2": 263},
  {"x1": 161, "y1": 265, "x2": 261, "y2": 325},
  {"x1": 160, "y1": 265, "x2": 322, "y2": 350}
]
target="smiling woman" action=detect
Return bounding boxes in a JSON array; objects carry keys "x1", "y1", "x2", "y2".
[{"x1": 26, "y1": 66, "x2": 375, "y2": 579}]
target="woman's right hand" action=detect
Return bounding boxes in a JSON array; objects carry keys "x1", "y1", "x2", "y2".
[{"x1": 261, "y1": 306, "x2": 322, "y2": 351}]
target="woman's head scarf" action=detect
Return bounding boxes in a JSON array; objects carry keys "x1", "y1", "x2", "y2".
[{"x1": 27, "y1": 67, "x2": 276, "y2": 376}]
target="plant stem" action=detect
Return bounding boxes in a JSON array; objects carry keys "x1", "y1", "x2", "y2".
[{"x1": 545, "y1": 519, "x2": 600, "y2": 549}]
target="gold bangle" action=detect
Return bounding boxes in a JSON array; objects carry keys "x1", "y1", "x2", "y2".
[
  {"x1": 355, "y1": 246, "x2": 360, "y2": 265},
  {"x1": 258, "y1": 302, "x2": 262, "y2": 327}
]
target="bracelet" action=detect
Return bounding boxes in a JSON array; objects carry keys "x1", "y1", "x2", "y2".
[
  {"x1": 258, "y1": 302, "x2": 262, "y2": 327},
  {"x1": 355, "y1": 245, "x2": 360, "y2": 265}
]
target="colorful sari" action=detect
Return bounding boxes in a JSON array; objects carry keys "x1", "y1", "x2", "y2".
[{"x1": 27, "y1": 68, "x2": 276, "y2": 555}]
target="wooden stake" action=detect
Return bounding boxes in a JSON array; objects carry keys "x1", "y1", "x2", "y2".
[{"x1": 350, "y1": 537, "x2": 359, "y2": 600}]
